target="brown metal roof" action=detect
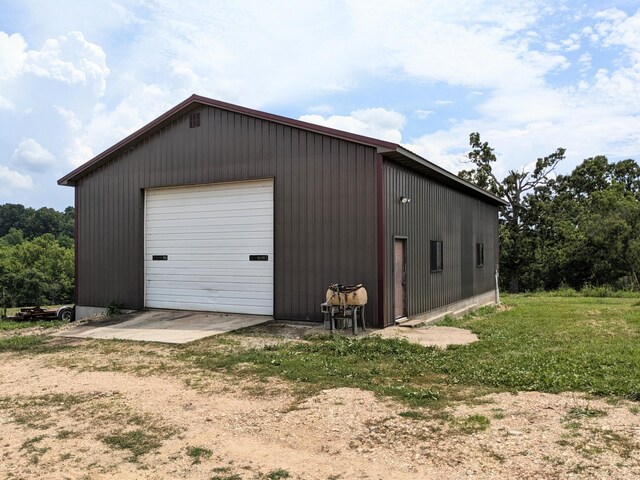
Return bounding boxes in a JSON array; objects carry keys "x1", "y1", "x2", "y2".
[{"x1": 57, "y1": 94, "x2": 506, "y2": 206}]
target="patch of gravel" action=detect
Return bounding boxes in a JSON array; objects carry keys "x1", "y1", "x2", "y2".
[
  {"x1": 371, "y1": 325, "x2": 479, "y2": 348},
  {"x1": 228, "y1": 321, "x2": 326, "y2": 348}
]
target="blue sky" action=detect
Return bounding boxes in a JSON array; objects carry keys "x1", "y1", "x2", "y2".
[{"x1": 1, "y1": 0, "x2": 639, "y2": 211}]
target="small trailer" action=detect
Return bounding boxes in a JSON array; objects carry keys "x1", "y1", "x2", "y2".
[{"x1": 6, "y1": 306, "x2": 75, "y2": 322}]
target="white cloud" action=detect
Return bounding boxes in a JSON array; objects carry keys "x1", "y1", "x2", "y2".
[
  {"x1": 64, "y1": 82, "x2": 174, "y2": 166},
  {"x1": 12, "y1": 139, "x2": 56, "y2": 171},
  {"x1": 306, "y1": 104, "x2": 334, "y2": 115},
  {"x1": 399, "y1": 6, "x2": 640, "y2": 176},
  {"x1": 24, "y1": 31, "x2": 110, "y2": 95},
  {"x1": 0, "y1": 32, "x2": 27, "y2": 79},
  {"x1": 0, "y1": 30, "x2": 109, "y2": 95},
  {"x1": 578, "y1": 52, "x2": 592, "y2": 70},
  {"x1": 0, "y1": 95, "x2": 14, "y2": 111},
  {"x1": 0, "y1": 165, "x2": 33, "y2": 190},
  {"x1": 414, "y1": 109, "x2": 434, "y2": 119},
  {"x1": 299, "y1": 108, "x2": 406, "y2": 143},
  {"x1": 65, "y1": 138, "x2": 95, "y2": 168},
  {"x1": 55, "y1": 106, "x2": 82, "y2": 131},
  {"x1": 561, "y1": 33, "x2": 581, "y2": 52}
]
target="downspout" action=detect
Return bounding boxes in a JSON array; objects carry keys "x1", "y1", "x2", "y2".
[
  {"x1": 495, "y1": 264, "x2": 500, "y2": 305},
  {"x1": 74, "y1": 184, "x2": 79, "y2": 306}
]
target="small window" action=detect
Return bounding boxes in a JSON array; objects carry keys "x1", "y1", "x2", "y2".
[
  {"x1": 189, "y1": 112, "x2": 201, "y2": 128},
  {"x1": 476, "y1": 243, "x2": 484, "y2": 267},
  {"x1": 430, "y1": 240, "x2": 443, "y2": 272}
]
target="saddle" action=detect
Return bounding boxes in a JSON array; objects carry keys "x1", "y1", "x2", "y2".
[{"x1": 326, "y1": 283, "x2": 368, "y2": 307}]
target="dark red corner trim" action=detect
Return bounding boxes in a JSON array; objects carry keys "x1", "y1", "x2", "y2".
[
  {"x1": 73, "y1": 186, "x2": 78, "y2": 305},
  {"x1": 376, "y1": 153, "x2": 386, "y2": 328},
  {"x1": 58, "y1": 94, "x2": 398, "y2": 186}
]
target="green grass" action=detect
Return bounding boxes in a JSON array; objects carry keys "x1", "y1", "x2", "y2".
[
  {"x1": 4, "y1": 293, "x2": 638, "y2": 409},
  {"x1": 436, "y1": 296, "x2": 640, "y2": 396},
  {"x1": 102, "y1": 429, "x2": 164, "y2": 462},
  {"x1": 527, "y1": 286, "x2": 640, "y2": 299},
  {"x1": 263, "y1": 470, "x2": 291, "y2": 480},
  {"x1": 20, "y1": 435, "x2": 50, "y2": 464},
  {"x1": 0, "y1": 319, "x2": 66, "y2": 331},
  {"x1": 182, "y1": 334, "x2": 449, "y2": 407},
  {"x1": 182, "y1": 295, "x2": 640, "y2": 405},
  {"x1": 186, "y1": 445, "x2": 213, "y2": 464},
  {"x1": 398, "y1": 410, "x2": 428, "y2": 420},
  {"x1": 457, "y1": 414, "x2": 491, "y2": 434},
  {"x1": 211, "y1": 474, "x2": 241, "y2": 480},
  {"x1": 567, "y1": 406, "x2": 607, "y2": 419},
  {"x1": 0, "y1": 334, "x2": 72, "y2": 355},
  {"x1": 0, "y1": 335, "x2": 48, "y2": 352}
]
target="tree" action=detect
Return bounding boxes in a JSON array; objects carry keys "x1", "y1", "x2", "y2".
[
  {"x1": 459, "y1": 132, "x2": 565, "y2": 292},
  {"x1": 0, "y1": 205, "x2": 75, "y2": 307},
  {"x1": 550, "y1": 157, "x2": 640, "y2": 290},
  {"x1": 0, "y1": 203, "x2": 74, "y2": 239},
  {"x1": 0, "y1": 204, "x2": 27, "y2": 237},
  {"x1": 0, "y1": 233, "x2": 74, "y2": 306}
]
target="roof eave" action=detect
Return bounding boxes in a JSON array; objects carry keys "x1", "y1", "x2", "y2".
[{"x1": 387, "y1": 146, "x2": 508, "y2": 206}]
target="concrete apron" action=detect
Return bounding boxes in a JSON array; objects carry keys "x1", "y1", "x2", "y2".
[{"x1": 55, "y1": 310, "x2": 272, "y2": 344}]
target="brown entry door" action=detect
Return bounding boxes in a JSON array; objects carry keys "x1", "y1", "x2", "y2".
[{"x1": 394, "y1": 238, "x2": 407, "y2": 319}]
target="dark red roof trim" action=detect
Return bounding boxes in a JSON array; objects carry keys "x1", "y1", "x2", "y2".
[
  {"x1": 57, "y1": 94, "x2": 506, "y2": 206},
  {"x1": 57, "y1": 94, "x2": 397, "y2": 186}
]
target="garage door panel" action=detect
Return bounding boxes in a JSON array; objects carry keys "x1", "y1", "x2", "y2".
[
  {"x1": 147, "y1": 280, "x2": 273, "y2": 292},
  {"x1": 145, "y1": 284, "x2": 271, "y2": 296},
  {"x1": 145, "y1": 296, "x2": 273, "y2": 307},
  {"x1": 145, "y1": 179, "x2": 274, "y2": 315},
  {"x1": 147, "y1": 272, "x2": 273, "y2": 284},
  {"x1": 147, "y1": 259, "x2": 272, "y2": 269},
  {"x1": 147, "y1": 199, "x2": 272, "y2": 215},
  {"x1": 147, "y1": 182, "x2": 270, "y2": 200},
  {"x1": 147, "y1": 225, "x2": 272, "y2": 236},
  {"x1": 146, "y1": 207, "x2": 273, "y2": 221},
  {"x1": 146, "y1": 215, "x2": 273, "y2": 229},
  {"x1": 143, "y1": 300, "x2": 272, "y2": 315},
  {"x1": 147, "y1": 252, "x2": 273, "y2": 264},
  {"x1": 145, "y1": 292, "x2": 273, "y2": 305},
  {"x1": 146, "y1": 237, "x2": 272, "y2": 249},
  {"x1": 145, "y1": 268, "x2": 273, "y2": 280}
]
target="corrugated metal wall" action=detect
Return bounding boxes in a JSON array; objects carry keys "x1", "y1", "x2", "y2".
[
  {"x1": 383, "y1": 161, "x2": 498, "y2": 326},
  {"x1": 76, "y1": 106, "x2": 378, "y2": 323}
]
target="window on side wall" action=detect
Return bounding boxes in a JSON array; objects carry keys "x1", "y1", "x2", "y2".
[
  {"x1": 430, "y1": 240, "x2": 443, "y2": 272},
  {"x1": 476, "y1": 243, "x2": 484, "y2": 267}
]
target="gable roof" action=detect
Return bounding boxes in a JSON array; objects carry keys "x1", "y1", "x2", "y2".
[{"x1": 58, "y1": 94, "x2": 506, "y2": 206}]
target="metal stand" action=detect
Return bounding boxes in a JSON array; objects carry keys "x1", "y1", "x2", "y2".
[{"x1": 321, "y1": 303, "x2": 366, "y2": 335}]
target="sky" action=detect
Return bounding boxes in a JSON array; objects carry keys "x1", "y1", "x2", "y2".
[{"x1": 1, "y1": 0, "x2": 639, "y2": 211}]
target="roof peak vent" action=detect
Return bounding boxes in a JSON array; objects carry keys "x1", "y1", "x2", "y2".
[{"x1": 189, "y1": 112, "x2": 201, "y2": 128}]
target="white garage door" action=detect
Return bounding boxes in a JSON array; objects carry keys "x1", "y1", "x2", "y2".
[{"x1": 144, "y1": 179, "x2": 274, "y2": 315}]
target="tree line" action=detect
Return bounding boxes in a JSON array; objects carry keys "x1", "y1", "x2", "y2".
[
  {"x1": 460, "y1": 133, "x2": 640, "y2": 292},
  {"x1": 0, "y1": 204, "x2": 74, "y2": 307}
]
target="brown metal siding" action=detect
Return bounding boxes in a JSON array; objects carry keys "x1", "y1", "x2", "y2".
[
  {"x1": 382, "y1": 160, "x2": 498, "y2": 326},
  {"x1": 75, "y1": 107, "x2": 378, "y2": 323}
]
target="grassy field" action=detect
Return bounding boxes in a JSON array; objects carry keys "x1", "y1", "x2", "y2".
[
  {"x1": 2, "y1": 294, "x2": 640, "y2": 405},
  {"x1": 181, "y1": 295, "x2": 640, "y2": 405}
]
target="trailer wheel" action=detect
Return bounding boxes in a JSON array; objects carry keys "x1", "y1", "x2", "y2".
[{"x1": 58, "y1": 307, "x2": 74, "y2": 322}]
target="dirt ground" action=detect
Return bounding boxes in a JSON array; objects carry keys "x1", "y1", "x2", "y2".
[{"x1": 1, "y1": 325, "x2": 639, "y2": 479}]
